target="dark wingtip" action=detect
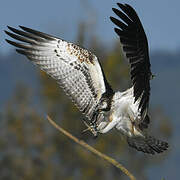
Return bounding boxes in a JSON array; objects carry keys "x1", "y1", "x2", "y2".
[
  {"x1": 7, "y1": 25, "x2": 12, "y2": 29},
  {"x1": 5, "y1": 39, "x2": 9, "y2": 43},
  {"x1": 5, "y1": 39, "x2": 15, "y2": 46},
  {"x1": 19, "y1": 25, "x2": 24, "y2": 28},
  {"x1": 124, "y1": 3, "x2": 133, "y2": 9},
  {"x1": 16, "y1": 49, "x2": 26, "y2": 55},
  {"x1": 18, "y1": 25, "x2": 56, "y2": 40},
  {"x1": 112, "y1": 7, "x2": 119, "y2": 14},
  {"x1": 4, "y1": 30, "x2": 9, "y2": 35},
  {"x1": 109, "y1": 16, "x2": 115, "y2": 22},
  {"x1": 19, "y1": 25, "x2": 34, "y2": 32},
  {"x1": 7, "y1": 25, "x2": 17, "y2": 32},
  {"x1": 19, "y1": 25, "x2": 31, "y2": 32},
  {"x1": 4, "y1": 30, "x2": 15, "y2": 38},
  {"x1": 117, "y1": 3, "x2": 124, "y2": 8},
  {"x1": 114, "y1": 28, "x2": 120, "y2": 34},
  {"x1": 19, "y1": 25, "x2": 26, "y2": 30},
  {"x1": 117, "y1": 3, "x2": 131, "y2": 9}
]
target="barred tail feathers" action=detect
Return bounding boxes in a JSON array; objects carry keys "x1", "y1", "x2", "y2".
[{"x1": 127, "y1": 135, "x2": 168, "y2": 154}]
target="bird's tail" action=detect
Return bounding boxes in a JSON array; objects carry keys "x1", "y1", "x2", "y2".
[{"x1": 127, "y1": 135, "x2": 168, "y2": 154}]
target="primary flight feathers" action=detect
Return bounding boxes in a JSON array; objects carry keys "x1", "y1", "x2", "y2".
[{"x1": 110, "y1": 3, "x2": 151, "y2": 116}]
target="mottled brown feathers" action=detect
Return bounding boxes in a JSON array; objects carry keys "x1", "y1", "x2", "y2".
[{"x1": 67, "y1": 43, "x2": 95, "y2": 64}]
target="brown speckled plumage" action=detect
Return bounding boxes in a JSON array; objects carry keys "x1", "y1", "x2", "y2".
[{"x1": 67, "y1": 43, "x2": 94, "y2": 64}]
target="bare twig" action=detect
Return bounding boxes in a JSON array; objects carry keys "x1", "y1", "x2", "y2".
[{"x1": 47, "y1": 115, "x2": 136, "y2": 180}]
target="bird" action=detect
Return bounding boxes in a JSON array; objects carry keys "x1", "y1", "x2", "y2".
[{"x1": 5, "y1": 3, "x2": 168, "y2": 154}]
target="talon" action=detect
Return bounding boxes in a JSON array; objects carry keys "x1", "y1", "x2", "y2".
[
  {"x1": 82, "y1": 127, "x2": 91, "y2": 134},
  {"x1": 82, "y1": 119, "x2": 98, "y2": 137},
  {"x1": 82, "y1": 121, "x2": 92, "y2": 133}
]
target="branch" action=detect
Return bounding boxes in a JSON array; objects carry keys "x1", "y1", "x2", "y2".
[{"x1": 47, "y1": 115, "x2": 136, "y2": 180}]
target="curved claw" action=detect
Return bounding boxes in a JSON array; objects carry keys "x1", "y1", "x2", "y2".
[{"x1": 82, "y1": 119, "x2": 98, "y2": 137}]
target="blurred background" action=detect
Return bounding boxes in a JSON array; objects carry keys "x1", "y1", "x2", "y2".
[{"x1": 0, "y1": 0, "x2": 179, "y2": 179}]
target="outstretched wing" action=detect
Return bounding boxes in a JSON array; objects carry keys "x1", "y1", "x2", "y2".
[
  {"x1": 5, "y1": 26, "x2": 113, "y2": 121},
  {"x1": 110, "y1": 3, "x2": 152, "y2": 119}
]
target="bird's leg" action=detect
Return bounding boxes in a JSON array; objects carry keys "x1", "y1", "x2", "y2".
[
  {"x1": 82, "y1": 118, "x2": 98, "y2": 137},
  {"x1": 82, "y1": 104, "x2": 108, "y2": 136},
  {"x1": 90, "y1": 97, "x2": 109, "y2": 125},
  {"x1": 127, "y1": 107, "x2": 144, "y2": 137},
  {"x1": 91, "y1": 111, "x2": 99, "y2": 125},
  {"x1": 98, "y1": 119, "x2": 117, "y2": 133}
]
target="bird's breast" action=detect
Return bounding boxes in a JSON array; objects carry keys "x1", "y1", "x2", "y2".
[{"x1": 110, "y1": 91, "x2": 141, "y2": 136}]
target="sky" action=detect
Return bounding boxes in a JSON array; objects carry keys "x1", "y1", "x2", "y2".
[{"x1": 1, "y1": 0, "x2": 180, "y2": 55}]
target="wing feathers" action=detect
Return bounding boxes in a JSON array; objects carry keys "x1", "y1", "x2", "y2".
[
  {"x1": 111, "y1": 3, "x2": 152, "y2": 118},
  {"x1": 5, "y1": 30, "x2": 37, "y2": 44},
  {"x1": 19, "y1": 25, "x2": 56, "y2": 41},
  {"x1": 112, "y1": 8, "x2": 132, "y2": 25},
  {"x1": 110, "y1": 17, "x2": 128, "y2": 30},
  {"x1": 7, "y1": 26, "x2": 45, "y2": 42},
  {"x1": 5, "y1": 26, "x2": 112, "y2": 121},
  {"x1": 5, "y1": 39, "x2": 35, "y2": 50}
]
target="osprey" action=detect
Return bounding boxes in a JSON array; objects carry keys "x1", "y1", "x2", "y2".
[{"x1": 5, "y1": 3, "x2": 168, "y2": 154}]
